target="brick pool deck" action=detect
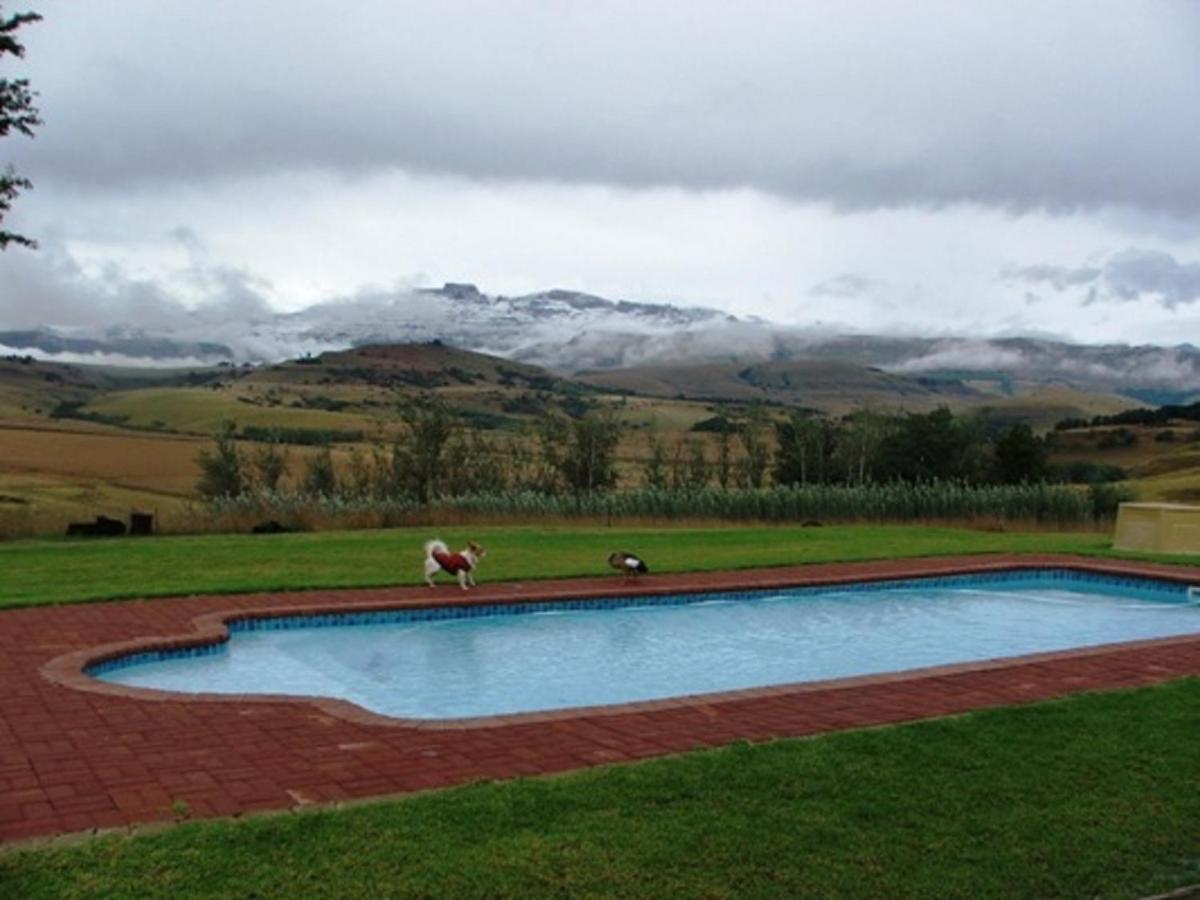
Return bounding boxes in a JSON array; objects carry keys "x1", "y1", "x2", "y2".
[{"x1": 3, "y1": 553, "x2": 1200, "y2": 844}]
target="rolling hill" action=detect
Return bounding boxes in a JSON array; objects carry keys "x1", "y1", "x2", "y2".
[
  {"x1": 2, "y1": 341, "x2": 1148, "y2": 438},
  {"x1": 575, "y1": 358, "x2": 1136, "y2": 421}
]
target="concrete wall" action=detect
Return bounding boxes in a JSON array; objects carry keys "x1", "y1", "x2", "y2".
[{"x1": 1114, "y1": 503, "x2": 1200, "y2": 555}]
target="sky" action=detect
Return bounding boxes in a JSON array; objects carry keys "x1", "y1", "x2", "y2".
[{"x1": 3, "y1": 0, "x2": 1200, "y2": 346}]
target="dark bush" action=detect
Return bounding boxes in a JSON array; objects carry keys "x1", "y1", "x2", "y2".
[
  {"x1": 239, "y1": 426, "x2": 363, "y2": 446},
  {"x1": 1047, "y1": 461, "x2": 1126, "y2": 484},
  {"x1": 1088, "y1": 482, "x2": 1134, "y2": 519},
  {"x1": 690, "y1": 416, "x2": 737, "y2": 434},
  {"x1": 1097, "y1": 428, "x2": 1138, "y2": 450},
  {"x1": 457, "y1": 409, "x2": 521, "y2": 431},
  {"x1": 1054, "y1": 416, "x2": 1090, "y2": 431}
]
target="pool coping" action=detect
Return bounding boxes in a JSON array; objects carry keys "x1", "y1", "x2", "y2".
[
  {"x1": 5, "y1": 552, "x2": 1200, "y2": 844},
  {"x1": 40, "y1": 558, "x2": 1200, "y2": 730}
]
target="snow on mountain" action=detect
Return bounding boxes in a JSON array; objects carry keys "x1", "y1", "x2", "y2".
[
  {"x1": 0, "y1": 283, "x2": 736, "y2": 367},
  {"x1": 2, "y1": 283, "x2": 1199, "y2": 401}
]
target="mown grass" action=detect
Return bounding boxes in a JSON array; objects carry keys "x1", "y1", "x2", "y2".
[
  {"x1": 0, "y1": 523, "x2": 1121, "y2": 609},
  {"x1": 2, "y1": 680, "x2": 1198, "y2": 899},
  {"x1": 2, "y1": 525, "x2": 1198, "y2": 896}
]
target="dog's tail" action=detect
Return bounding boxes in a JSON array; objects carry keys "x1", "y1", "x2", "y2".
[{"x1": 424, "y1": 539, "x2": 448, "y2": 558}]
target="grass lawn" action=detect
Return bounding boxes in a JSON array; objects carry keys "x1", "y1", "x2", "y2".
[
  {"x1": 0, "y1": 522, "x2": 1139, "y2": 609},
  {"x1": 2, "y1": 680, "x2": 1198, "y2": 899},
  {"x1": 3, "y1": 523, "x2": 1198, "y2": 897}
]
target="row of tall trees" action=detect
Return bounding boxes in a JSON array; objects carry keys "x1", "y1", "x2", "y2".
[
  {"x1": 198, "y1": 402, "x2": 1051, "y2": 502},
  {"x1": 196, "y1": 402, "x2": 625, "y2": 500},
  {"x1": 771, "y1": 408, "x2": 1046, "y2": 487}
]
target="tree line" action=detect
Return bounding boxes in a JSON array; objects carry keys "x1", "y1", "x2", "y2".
[
  {"x1": 195, "y1": 401, "x2": 625, "y2": 501},
  {"x1": 1055, "y1": 400, "x2": 1200, "y2": 431},
  {"x1": 197, "y1": 402, "x2": 1060, "y2": 502}
]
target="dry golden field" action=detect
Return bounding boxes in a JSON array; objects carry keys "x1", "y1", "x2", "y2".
[
  {"x1": 0, "y1": 422, "x2": 207, "y2": 494},
  {"x1": 0, "y1": 421, "x2": 339, "y2": 536},
  {"x1": 0, "y1": 422, "x2": 206, "y2": 536}
]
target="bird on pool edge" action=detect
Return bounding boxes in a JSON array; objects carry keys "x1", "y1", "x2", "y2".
[{"x1": 608, "y1": 551, "x2": 649, "y2": 579}]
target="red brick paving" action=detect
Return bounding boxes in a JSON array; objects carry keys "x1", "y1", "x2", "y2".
[{"x1": 3, "y1": 554, "x2": 1200, "y2": 843}]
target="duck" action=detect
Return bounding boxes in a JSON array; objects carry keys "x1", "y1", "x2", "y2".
[{"x1": 608, "y1": 551, "x2": 649, "y2": 577}]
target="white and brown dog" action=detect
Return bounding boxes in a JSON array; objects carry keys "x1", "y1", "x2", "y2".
[{"x1": 424, "y1": 539, "x2": 486, "y2": 590}]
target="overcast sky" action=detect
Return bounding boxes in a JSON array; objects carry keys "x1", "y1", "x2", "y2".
[{"x1": 3, "y1": 0, "x2": 1200, "y2": 344}]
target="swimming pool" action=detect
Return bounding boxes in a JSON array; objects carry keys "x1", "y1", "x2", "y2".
[{"x1": 92, "y1": 569, "x2": 1200, "y2": 719}]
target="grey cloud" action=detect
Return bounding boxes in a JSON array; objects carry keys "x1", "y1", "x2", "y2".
[
  {"x1": 1001, "y1": 263, "x2": 1102, "y2": 291},
  {"x1": 11, "y1": 1, "x2": 1200, "y2": 215},
  {"x1": 0, "y1": 236, "x2": 275, "y2": 336},
  {"x1": 1104, "y1": 249, "x2": 1200, "y2": 308},
  {"x1": 810, "y1": 274, "x2": 872, "y2": 298},
  {"x1": 0, "y1": 241, "x2": 184, "y2": 330},
  {"x1": 1007, "y1": 249, "x2": 1200, "y2": 308}
]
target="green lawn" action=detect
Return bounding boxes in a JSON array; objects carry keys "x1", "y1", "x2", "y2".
[
  {"x1": 2, "y1": 680, "x2": 1198, "y2": 899},
  {"x1": 0, "y1": 523, "x2": 1128, "y2": 609},
  {"x1": 3, "y1": 524, "x2": 1199, "y2": 896}
]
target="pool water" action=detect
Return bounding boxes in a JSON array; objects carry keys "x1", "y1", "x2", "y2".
[{"x1": 94, "y1": 570, "x2": 1200, "y2": 719}]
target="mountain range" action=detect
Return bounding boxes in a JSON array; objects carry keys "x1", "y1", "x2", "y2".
[{"x1": 2, "y1": 282, "x2": 1198, "y2": 404}]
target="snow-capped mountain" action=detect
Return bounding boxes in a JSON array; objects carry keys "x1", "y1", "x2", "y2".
[
  {"x1": 0, "y1": 282, "x2": 737, "y2": 368},
  {"x1": 2, "y1": 282, "x2": 1200, "y2": 402},
  {"x1": 281, "y1": 283, "x2": 738, "y2": 361}
]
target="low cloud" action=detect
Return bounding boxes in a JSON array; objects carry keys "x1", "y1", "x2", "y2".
[
  {"x1": 1001, "y1": 263, "x2": 1101, "y2": 292},
  {"x1": 514, "y1": 320, "x2": 848, "y2": 371},
  {"x1": 0, "y1": 343, "x2": 220, "y2": 369},
  {"x1": 884, "y1": 337, "x2": 1200, "y2": 389},
  {"x1": 0, "y1": 239, "x2": 295, "y2": 361},
  {"x1": 810, "y1": 274, "x2": 873, "y2": 298},
  {"x1": 1004, "y1": 249, "x2": 1200, "y2": 309},
  {"x1": 886, "y1": 341, "x2": 1031, "y2": 373},
  {"x1": 0, "y1": 236, "x2": 274, "y2": 332}
]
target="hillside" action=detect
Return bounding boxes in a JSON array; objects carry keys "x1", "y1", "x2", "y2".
[
  {"x1": 15, "y1": 342, "x2": 601, "y2": 438},
  {"x1": 0, "y1": 355, "x2": 103, "y2": 419},
  {"x1": 0, "y1": 355, "x2": 223, "y2": 420},
  {"x1": 250, "y1": 341, "x2": 561, "y2": 390},
  {"x1": 959, "y1": 385, "x2": 1141, "y2": 431},
  {"x1": 0, "y1": 342, "x2": 1156, "y2": 447},
  {"x1": 575, "y1": 359, "x2": 1131, "y2": 420},
  {"x1": 575, "y1": 359, "x2": 974, "y2": 411}
]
